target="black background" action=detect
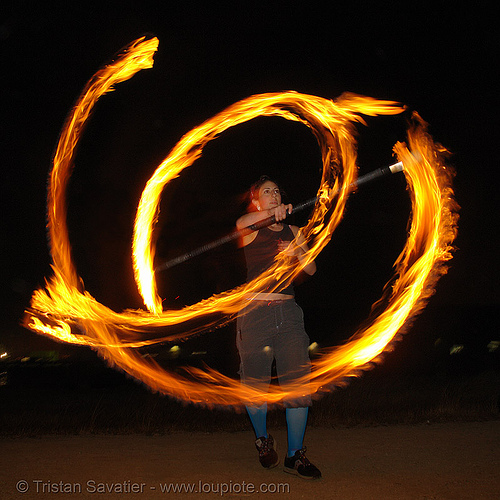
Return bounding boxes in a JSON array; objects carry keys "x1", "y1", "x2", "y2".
[{"x1": 2, "y1": 2, "x2": 498, "y2": 373}]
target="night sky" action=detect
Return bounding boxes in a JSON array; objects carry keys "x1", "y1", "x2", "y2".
[{"x1": 2, "y1": 2, "x2": 498, "y2": 369}]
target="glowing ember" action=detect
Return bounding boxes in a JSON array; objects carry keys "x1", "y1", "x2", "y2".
[{"x1": 25, "y1": 37, "x2": 458, "y2": 407}]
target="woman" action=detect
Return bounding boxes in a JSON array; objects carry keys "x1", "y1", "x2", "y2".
[{"x1": 236, "y1": 175, "x2": 321, "y2": 479}]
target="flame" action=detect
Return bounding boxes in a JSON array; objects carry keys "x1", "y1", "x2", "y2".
[{"x1": 25, "y1": 37, "x2": 458, "y2": 407}]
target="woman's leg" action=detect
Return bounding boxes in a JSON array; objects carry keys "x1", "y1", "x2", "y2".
[
  {"x1": 285, "y1": 406, "x2": 308, "y2": 456},
  {"x1": 237, "y1": 304, "x2": 278, "y2": 468},
  {"x1": 246, "y1": 402, "x2": 268, "y2": 438}
]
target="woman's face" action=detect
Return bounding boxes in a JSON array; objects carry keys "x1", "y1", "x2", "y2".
[{"x1": 254, "y1": 180, "x2": 281, "y2": 211}]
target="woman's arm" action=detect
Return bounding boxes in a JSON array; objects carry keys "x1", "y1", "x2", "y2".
[
  {"x1": 236, "y1": 203, "x2": 292, "y2": 229},
  {"x1": 286, "y1": 225, "x2": 317, "y2": 276},
  {"x1": 236, "y1": 204, "x2": 293, "y2": 246}
]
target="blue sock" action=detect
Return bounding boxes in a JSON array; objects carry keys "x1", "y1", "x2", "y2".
[
  {"x1": 286, "y1": 407, "x2": 309, "y2": 457},
  {"x1": 246, "y1": 403, "x2": 268, "y2": 439}
]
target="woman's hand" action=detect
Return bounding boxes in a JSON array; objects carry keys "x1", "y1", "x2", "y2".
[
  {"x1": 269, "y1": 203, "x2": 292, "y2": 221},
  {"x1": 277, "y1": 239, "x2": 304, "y2": 258}
]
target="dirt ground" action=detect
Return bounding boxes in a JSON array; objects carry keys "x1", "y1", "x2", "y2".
[{"x1": 1, "y1": 421, "x2": 498, "y2": 499}]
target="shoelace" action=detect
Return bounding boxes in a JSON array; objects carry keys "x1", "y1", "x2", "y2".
[
  {"x1": 294, "y1": 448, "x2": 312, "y2": 466},
  {"x1": 258, "y1": 437, "x2": 274, "y2": 456}
]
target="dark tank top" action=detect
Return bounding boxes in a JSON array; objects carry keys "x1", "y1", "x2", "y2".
[{"x1": 244, "y1": 224, "x2": 295, "y2": 296}]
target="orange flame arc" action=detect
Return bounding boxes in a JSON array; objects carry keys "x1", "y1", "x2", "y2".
[{"x1": 25, "y1": 37, "x2": 458, "y2": 407}]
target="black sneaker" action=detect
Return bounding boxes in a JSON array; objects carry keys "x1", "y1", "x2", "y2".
[
  {"x1": 255, "y1": 435, "x2": 279, "y2": 469},
  {"x1": 284, "y1": 447, "x2": 321, "y2": 479}
]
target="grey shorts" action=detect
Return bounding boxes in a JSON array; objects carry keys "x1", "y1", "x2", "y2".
[{"x1": 236, "y1": 299, "x2": 312, "y2": 407}]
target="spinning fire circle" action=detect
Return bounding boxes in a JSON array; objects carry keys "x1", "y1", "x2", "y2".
[{"x1": 25, "y1": 37, "x2": 458, "y2": 407}]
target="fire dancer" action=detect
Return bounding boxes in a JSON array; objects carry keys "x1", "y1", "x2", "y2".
[{"x1": 236, "y1": 175, "x2": 321, "y2": 479}]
